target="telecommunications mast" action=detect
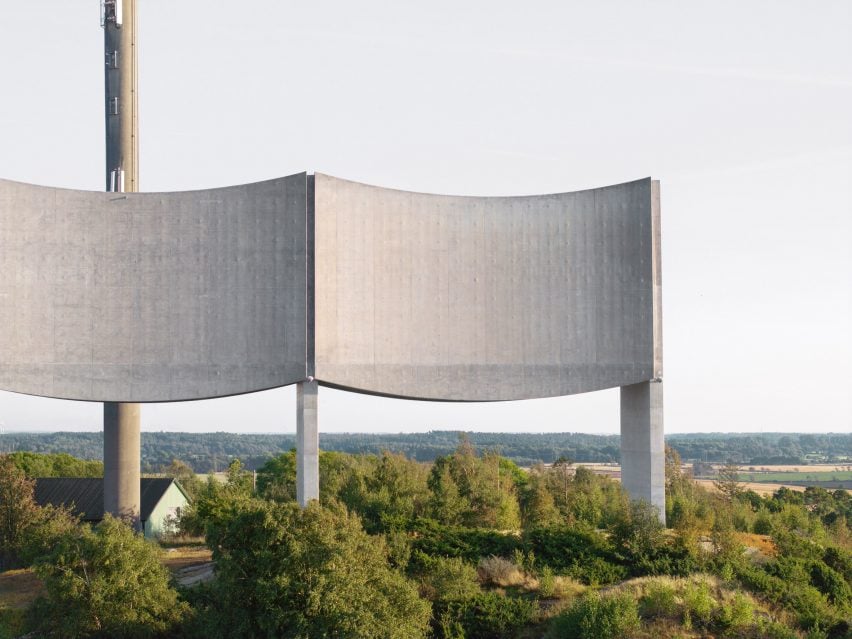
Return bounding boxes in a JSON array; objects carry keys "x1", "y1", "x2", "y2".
[{"x1": 101, "y1": 0, "x2": 141, "y2": 527}]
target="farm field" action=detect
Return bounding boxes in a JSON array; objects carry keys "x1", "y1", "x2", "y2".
[
  {"x1": 736, "y1": 470, "x2": 852, "y2": 483},
  {"x1": 577, "y1": 463, "x2": 852, "y2": 494},
  {"x1": 694, "y1": 479, "x2": 805, "y2": 497}
]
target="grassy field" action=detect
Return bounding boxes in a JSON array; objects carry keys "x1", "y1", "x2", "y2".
[
  {"x1": 737, "y1": 470, "x2": 852, "y2": 483},
  {"x1": 694, "y1": 479, "x2": 805, "y2": 497},
  {"x1": 580, "y1": 463, "x2": 852, "y2": 494}
]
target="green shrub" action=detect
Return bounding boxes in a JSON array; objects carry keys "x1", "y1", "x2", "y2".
[
  {"x1": 753, "y1": 509, "x2": 774, "y2": 535},
  {"x1": 575, "y1": 556, "x2": 628, "y2": 586},
  {"x1": 639, "y1": 580, "x2": 678, "y2": 618},
  {"x1": 808, "y1": 561, "x2": 851, "y2": 605},
  {"x1": 409, "y1": 519, "x2": 520, "y2": 562},
  {"x1": 386, "y1": 528, "x2": 412, "y2": 569},
  {"x1": 681, "y1": 580, "x2": 714, "y2": 629},
  {"x1": 538, "y1": 565, "x2": 556, "y2": 599},
  {"x1": 547, "y1": 591, "x2": 640, "y2": 639},
  {"x1": 192, "y1": 500, "x2": 431, "y2": 639},
  {"x1": 715, "y1": 592, "x2": 754, "y2": 631},
  {"x1": 0, "y1": 609, "x2": 26, "y2": 639},
  {"x1": 632, "y1": 546, "x2": 698, "y2": 578},
  {"x1": 439, "y1": 592, "x2": 538, "y2": 639},
  {"x1": 823, "y1": 546, "x2": 852, "y2": 583},
  {"x1": 417, "y1": 554, "x2": 480, "y2": 602},
  {"x1": 28, "y1": 516, "x2": 187, "y2": 638},
  {"x1": 756, "y1": 619, "x2": 800, "y2": 639},
  {"x1": 735, "y1": 563, "x2": 840, "y2": 631}
]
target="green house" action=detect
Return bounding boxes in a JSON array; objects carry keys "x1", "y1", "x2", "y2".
[{"x1": 34, "y1": 477, "x2": 191, "y2": 539}]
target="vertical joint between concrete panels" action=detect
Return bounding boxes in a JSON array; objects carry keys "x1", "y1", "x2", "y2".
[{"x1": 296, "y1": 175, "x2": 319, "y2": 508}]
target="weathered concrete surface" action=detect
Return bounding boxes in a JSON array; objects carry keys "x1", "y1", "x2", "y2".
[
  {"x1": 620, "y1": 381, "x2": 665, "y2": 522},
  {"x1": 296, "y1": 380, "x2": 319, "y2": 505},
  {"x1": 0, "y1": 175, "x2": 308, "y2": 402},
  {"x1": 314, "y1": 174, "x2": 656, "y2": 401},
  {"x1": 103, "y1": 402, "x2": 141, "y2": 527}
]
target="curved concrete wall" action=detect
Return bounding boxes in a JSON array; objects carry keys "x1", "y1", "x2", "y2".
[
  {"x1": 314, "y1": 174, "x2": 660, "y2": 401},
  {"x1": 0, "y1": 175, "x2": 308, "y2": 402},
  {"x1": 0, "y1": 173, "x2": 660, "y2": 404}
]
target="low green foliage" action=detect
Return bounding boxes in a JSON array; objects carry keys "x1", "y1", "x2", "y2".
[
  {"x1": 538, "y1": 565, "x2": 556, "y2": 598},
  {"x1": 437, "y1": 592, "x2": 538, "y2": 639},
  {"x1": 523, "y1": 525, "x2": 627, "y2": 585},
  {"x1": 714, "y1": 592, "x2": 755, "y2": 631},
  {"x1": 0, "y1": 609, "x2": 26, "y2": 639},
  {"x1": 28, "y1": 515, "x2": 187, "y2": 638},
  {"x1": 639, "y1": 580, "x2": 678, "y2": 618},
  {"x1": 415, "y1": 553, "x2": 480, "y2": 602},
  {"x1": 681, "y1": 580, "x2": 715, "y2": 629},
  {"x1": 547, "y1": 591, "x2": 640, "y2": 639},
  {"x1": 188, "y1": 499, "x2": 431, "y2": 639},
  {"x1": 408, "y1": 519, "x2": 521, "y2": 562}
]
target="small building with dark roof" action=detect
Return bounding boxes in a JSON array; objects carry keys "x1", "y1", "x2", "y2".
[{"x1": 34, "y1": 477, "x2": 190, "y2": 539}]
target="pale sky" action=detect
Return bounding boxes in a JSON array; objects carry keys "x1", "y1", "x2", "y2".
[{"x1": 0, "y1": 1, "x2": 849, "y2": 435}]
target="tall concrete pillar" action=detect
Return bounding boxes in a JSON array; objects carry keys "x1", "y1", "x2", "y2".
[
  {"x1": 103, "y1": 0, "x2": 141, "y2": 526},
  {"x1": 103, "y1": 402, "x2": 141, "y2": 525},
  {"x1": 296, "y1": 380, "x2": 319, "y2": 506},
  {"x1": 620, "y1": 381, "x2": 665, "y2": 523}
]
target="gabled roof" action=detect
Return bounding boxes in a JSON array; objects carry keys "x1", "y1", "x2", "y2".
[{"x1": 34, "y1": 477, "x2": 186, "y2": 522}]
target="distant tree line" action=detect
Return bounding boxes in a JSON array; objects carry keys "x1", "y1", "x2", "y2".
[{"x1": 1, "y1": 431, "x2": 849, "y2": 474}]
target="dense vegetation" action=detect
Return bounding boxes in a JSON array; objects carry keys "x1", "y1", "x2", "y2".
[
  {"x1": 3, "y1": 431, "x2": 850, "y2": 472},
  {"x1": 2, "y1": 442, "x2": 851, "y2": 638}
]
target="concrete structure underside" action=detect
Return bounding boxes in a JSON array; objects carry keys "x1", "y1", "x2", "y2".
[{"x1": 0, "y1": 174, "x2": 664, "y2": 516}]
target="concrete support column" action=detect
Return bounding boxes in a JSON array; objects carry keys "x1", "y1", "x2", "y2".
[
  {"x1": 296, "y1": 380, "x2": 319, "y2": 506},
  {"x1": 103, "y1": 402, "x2": 141, "y2": 528},
  {"x1": 620, "y1": 381, "x2": 665, "y2": 523}
]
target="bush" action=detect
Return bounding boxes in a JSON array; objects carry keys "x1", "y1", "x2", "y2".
[
  {"x1": 808, "y1": 561, "x2": 851, "y2": 605},
  {"x1": 438, "y1": 592, "x2": 538, "y2": 639},
  {"x1": 28, "y1": 515, "x2": 187, "y2": 638},
  {"x1": 757, "y1": 619, "x2": 800, "y2": 639},
  {"x1": 538, "y1": 565, "x2": 556, "y2": 598},
  {"x1": 417, "y1": 554, "x2": 480, "y2": 602},
  {"x1": 715, "y1": 592, "x2": 754, "y2": 631},
  {"x1": 192, "y1": 500, "x2": 431, "y2": 639},
  {"x1": 753, "y1": 509, "x2": 774, "y2": 535},
  {"x1": 523, "y1": 525, "x2": 627, "y2": 585},
  {"x1": 639, "y1": 580, "x2": 678, "y2": 618},
  {"x1": 477, "y1": 556, "x2": 525, "y2": 587},
  {"x1": 681, "y1": 580, "x2": 714, "y2": 629},
  {"x1": 609, "y1": 500, "x2": 665, "y2": 561},
  {"x1": 547, "y1": 591, "x2": 640, "y2": 639},
  {"x1": 408, "y1": 519, "x2": 520, "y2": 562},
  {"x1": 0, "y1": 609, "x2": 26, "y2": 639},
  {"x1": 574, "y1": 556, "x2": 628, "y2": 586}
]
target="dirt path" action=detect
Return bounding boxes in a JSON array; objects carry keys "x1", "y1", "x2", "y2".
[
  {"x1": 0, "y1": 570, "x2": 42, "y2": 609},
  {"x1": 161, "y1": 546, "x2": 215, "y2": 587}
]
